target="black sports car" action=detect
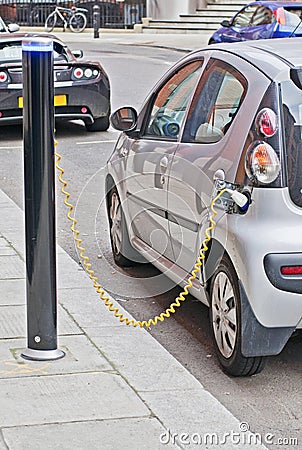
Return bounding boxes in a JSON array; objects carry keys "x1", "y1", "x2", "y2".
[{"x1": 0, "y1": 33, "x2": 111, "y2": 131}]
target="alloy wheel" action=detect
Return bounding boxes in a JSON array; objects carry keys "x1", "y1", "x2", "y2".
[
  {"x1": 109, "y1": 191, "x2": 122, "y2": 256},
  {"x1": 211, "y1": 271, "x2": 237, "y2": 358}
]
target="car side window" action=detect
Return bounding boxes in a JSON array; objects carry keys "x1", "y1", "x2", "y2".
[
  {"x1": 232, "y1": 5, "x2": 257, "y2": 28},
  {"x1": 143, "y1": 60, "x2": 204, "y2": 140},
  {"x1": 182, "y1": 59, "x2": 247, "y2": 144},
  {"x1": 53, "y1": 42, "x2": 68, "y2": 62},
  {"x1": 250, "y1": 6, "x2": 273, "y2": 26}
]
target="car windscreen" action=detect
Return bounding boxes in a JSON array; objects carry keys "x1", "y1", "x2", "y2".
[
  {"x1": 281, "y1": 79, "x2": 302, "y2": 207},
  {"x1": 0, "y1": 17, "x2": 6, "y2": 32},
  {"x1": 0, "y1": 42, "x2": 68, "y2": 63}
]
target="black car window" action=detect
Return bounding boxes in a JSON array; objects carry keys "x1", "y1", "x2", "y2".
[
  {"x1": 0, "y1": 17, "x2": 6, "y2": 32},
  {"x1": 0, "y1": 41, "x2": 68, "y2": 63},
  {"x1": 250, "y1": 6, "x2": 273, "y2": 26},
  {"x1": 232, "y1": 6, "x2": 257, "y2": 28},
  {"x1": 232, "y1": 5, "x2": 257, "y2": 28},
  {"x1": 183, "y1": 59, "x2": 247, "y2": 144},
  {"x1": 143, "y1": 60, "x2": 204, "y2": 140},
  {"x1": 281, "y1": 80, "x2": 302, "y2": 207}
]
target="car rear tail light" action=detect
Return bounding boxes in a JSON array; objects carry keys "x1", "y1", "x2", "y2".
[
  {"x1": 281, "y1": 266, "x2": 302, "y2": 275},
  {"x1": 256, "y1": 108, "x2": 278, "y2": 137},
  {"x1": 72, "y1": 67, "x2": 99, "y2": 80},
  {"x1": 274, "y1": 8, "x2": 286, "y2": 25},
  {"x1": 84, "y1": 68, "x2": 92, "y2": 78},
  {"x1": 0, "y1": 71, "x2": 8, "y2": 83},
  {"x1": 81, "y1": 107, "x2": 88, "y2": 114},
  {"x1": 73, "y1": 68, "x2": 84, "y2": 79},
  {"x1": 245, "y1": 141, "x2": 281, "y2": 184}
]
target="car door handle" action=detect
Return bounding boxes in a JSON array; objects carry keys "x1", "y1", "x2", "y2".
[{"x1": 160, "y1": 156, "x2": 169, "y2": 172}]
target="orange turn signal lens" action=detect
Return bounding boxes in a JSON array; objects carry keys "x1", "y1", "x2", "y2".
[{"x1": 245, "y1": 141, "x2": 281, "y2": 184}]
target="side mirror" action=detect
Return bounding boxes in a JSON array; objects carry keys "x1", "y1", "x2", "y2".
[
  {"x1": 220, "y1": 19, "x2": 231, "y2": 27},
  {"x1": 110, "y1": 107, "x2": 138, "y2": 132},
  {"x1": 72, "y1": 49, "x2": 83, "y2": 59},
  {"x1": 8, "y1": 23, "x2": 19, "y2": 33}
]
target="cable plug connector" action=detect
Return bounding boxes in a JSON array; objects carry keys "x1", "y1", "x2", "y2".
[{"x1": 225, "y1": 188, "x2": 250, "y2": 212}]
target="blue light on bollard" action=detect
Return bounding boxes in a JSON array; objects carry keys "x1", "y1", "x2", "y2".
[{"x1": 21, "y1": 37, "x2": 65, "y2": 361}]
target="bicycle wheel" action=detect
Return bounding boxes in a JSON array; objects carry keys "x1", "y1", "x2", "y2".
[
  {"x1": 45, "y1": 12, "x2": 57, "y2": 32},
  {"x1": 69, "y1": 12, "x2": 87, "y2": 33}
]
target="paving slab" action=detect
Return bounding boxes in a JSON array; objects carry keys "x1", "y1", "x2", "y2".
[
  {"x1": 0, "y1": 336, "x2": 112, "y2": 378},
  {"x1": 2, "y1": 418, "x2": 176, "y2": 450},
  {"x1": 0, "y1": 304, "x2": 81, "y2": 339},
  {"x1": 0, "y1": 372, "x2": 150, "y2": 427},
  {"x1": 0, "y1": 255, "x2": 24, "y2": 279},
  {"x1": 0, "y1": 279, "x2": 25, "y2": 306}
]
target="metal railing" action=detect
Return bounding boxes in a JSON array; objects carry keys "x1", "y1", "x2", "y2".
[{"x1": 0, "y1": 0, "x2": 146, "y2": 28}]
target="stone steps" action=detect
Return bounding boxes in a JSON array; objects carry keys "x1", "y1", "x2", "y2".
[{"x1": 139, "y1": 0, "x2": 249, "y2": 33}]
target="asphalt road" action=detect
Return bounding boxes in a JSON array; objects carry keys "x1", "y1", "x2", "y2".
[{"x1": 0, "y1": 35, "x2": 301, "y2": 448}]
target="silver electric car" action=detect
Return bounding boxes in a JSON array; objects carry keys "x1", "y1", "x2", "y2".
[{"x1": 106, "y1": 38, "x2": 302, "y2": 376}]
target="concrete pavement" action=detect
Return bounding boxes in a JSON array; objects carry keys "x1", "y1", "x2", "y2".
[{"x1": 0, "y1": 30, "x2": 268, "y2": 449}]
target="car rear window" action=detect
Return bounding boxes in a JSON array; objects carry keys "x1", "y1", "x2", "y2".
[
  {"x1": 281, "y1": 80, "x2": 302, "y2": 207},
  {"x1": 0, "y1": 42, "x2": 67, "y2": 63}
]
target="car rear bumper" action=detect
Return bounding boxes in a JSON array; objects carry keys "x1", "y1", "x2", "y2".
[
  {"x1": 264, "y1": 253, "x2": 302, "y2": 294},
  {"x1": 217, "y1": 188, "x2": 302, "y2": 329},
  {"x1": 0, "y1": 83, "x2": 110, "y2": 124}
]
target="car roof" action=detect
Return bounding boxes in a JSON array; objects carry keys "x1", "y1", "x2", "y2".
[{"x1": 199, "y1": 38, "x2": 302, "y2": 79}]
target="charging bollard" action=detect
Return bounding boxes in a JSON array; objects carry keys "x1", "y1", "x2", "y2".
[
  {"x1": 21, "y1": 38, "x2": 65, "y2": 361},
  {"x1": 93, "y1": 5, "x2": 100, "y2": 38}
]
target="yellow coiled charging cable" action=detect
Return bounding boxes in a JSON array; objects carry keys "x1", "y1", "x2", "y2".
[{"x1": 55, "y1": 149, "x2": 226, "y2": 329}]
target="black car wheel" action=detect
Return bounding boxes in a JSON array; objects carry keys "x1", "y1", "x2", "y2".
[
  {"x1": 86, "y1": 115, "x2": 110, "y2": 132},
  {"x1": 108, "y1": 186, "x2": 138, "y2": 267},
  {"x1": 209, "y1": 255, "x2": 265, "y2": 376}
]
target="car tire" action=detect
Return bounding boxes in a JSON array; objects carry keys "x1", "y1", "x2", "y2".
[
  {"x1": 209, "y1": 254, "x2": 265, "y2": 376},
  {"x1": 86, "y1": 115, "x2": 110, "y2": 132},
  {"x1": 108, "y1": 186, "x2": 139, "y2": 267}
]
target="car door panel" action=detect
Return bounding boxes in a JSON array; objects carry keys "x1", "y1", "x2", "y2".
[
  {"x1": 123, "y1": 59, "x2": 205, "y2": 261},
  {"x1": 124, "y1": 138, "x2": 176, "y2": 260}
]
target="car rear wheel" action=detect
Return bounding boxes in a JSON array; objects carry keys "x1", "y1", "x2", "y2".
[
  {"x1": 86, "y1": 115, "x2": 110, "y2": 132},
  {"x1": 209, "y1": 255, "x2": 265, "y2": 376},
  {"x1": 108, "y1": 186, "x2": 139, "y2": 267}
]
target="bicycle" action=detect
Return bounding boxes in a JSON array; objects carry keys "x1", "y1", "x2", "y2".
[{"x1": 45, "y1": 6, "x2": 88, "y2": 33}]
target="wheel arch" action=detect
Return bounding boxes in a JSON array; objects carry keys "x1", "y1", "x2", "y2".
[
  {"x1": 204, "y1": 238, "x2": 227, "y2": 291},
  {"x1": 205, "y1": 239, "x2": 294, "y2": 358},
  {"x1": 105, "y1": 174, "x2": 117, "y2": 208}
]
